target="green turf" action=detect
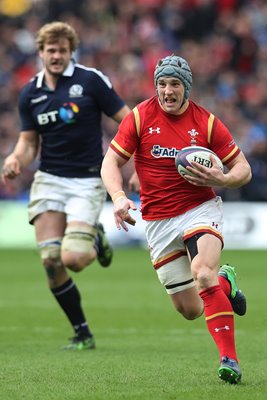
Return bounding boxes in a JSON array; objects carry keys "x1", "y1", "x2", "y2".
[{"x1": 0, "y1": 248, "x2": 266, "y2": 399}]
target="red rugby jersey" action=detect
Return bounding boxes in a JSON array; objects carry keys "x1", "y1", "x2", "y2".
[{"x1": 110, "y1": 96, "x2": 240, "y2": 220}]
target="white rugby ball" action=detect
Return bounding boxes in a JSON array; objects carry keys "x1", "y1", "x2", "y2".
[{"x1": 175, "y1": 146, "x2": 223, "y2": 178}]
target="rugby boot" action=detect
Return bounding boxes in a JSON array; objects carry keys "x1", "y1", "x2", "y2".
[
  {"x1": 63, "y1": 335, "x2": 95, "y2": 350},
  {"x1": 218, "y1": 356, "x2": 241, "y2": 384},
  {"x1": 219, "y1": 264, "x2": 247, "y2": 316},
  {"x1": 96, "y1": 223, "x2": 113, "y2": 267}
]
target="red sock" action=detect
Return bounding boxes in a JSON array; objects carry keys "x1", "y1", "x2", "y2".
[
  {"x1": 218, "y1": 275, "x2": 231, "y2": 297},
  {"x1": 199, "y1": 285, "x2": 238, "y2": 362}
]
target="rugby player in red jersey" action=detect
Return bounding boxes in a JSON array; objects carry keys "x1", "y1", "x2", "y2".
[{"x1": 101, "y1": 55, "x2": 252, "y2": 384}]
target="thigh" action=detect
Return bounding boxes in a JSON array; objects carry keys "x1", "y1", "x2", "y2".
[
  {"x1": 145, "y1": 218, "x2": 185, "y2": 269},
  {"x1": 28, "y1": 171, "x2": 106, "y2": 226},
  {"x1": 34, "y1": 211, "x2": 66, "y2": 242},
  {"x1": 189, "y1": 233, "x2": 222, "y2": 289},
  {"x1": 156, "y1": 257, "x2": 194, "y2": 294},
  {"x1": 65, "y1": 177, "x2": 107, "y2": 225}
]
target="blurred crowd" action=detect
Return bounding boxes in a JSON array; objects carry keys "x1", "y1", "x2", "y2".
[{"x1": 0, "y1": 0, "x2": 267, "y2": 201}]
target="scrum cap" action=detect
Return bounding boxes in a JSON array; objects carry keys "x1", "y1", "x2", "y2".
[{"x1": 154, "y1": 55, "x2": 193, "y2": 101}]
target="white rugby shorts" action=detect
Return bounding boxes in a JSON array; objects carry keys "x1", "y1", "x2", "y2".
[
  {"x1": 145, "y1": 197, "x2": 224, "y2": 294},
  {"x1": 28, "y1": 170, "x2": 107, "y2": 225}
]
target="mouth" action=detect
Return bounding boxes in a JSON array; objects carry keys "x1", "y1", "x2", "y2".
[
  {"x1": 164, "y1": 97, "x2": 176, "y2": 104},
  {"x1": 50, "y1": 61, "x2": 63, "y2": 67}
]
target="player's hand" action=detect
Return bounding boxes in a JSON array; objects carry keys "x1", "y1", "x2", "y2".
[
  {"x1": 113, "y1": 197, "x2": 137, "y2": 231},
  {"x1": 1, "y1": 154, "x2": 21, "y2": 184},
  {"x1": 185, "y1": 155, "x2": 226, "y2": 187}
]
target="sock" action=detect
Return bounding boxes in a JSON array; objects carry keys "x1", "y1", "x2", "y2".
[
  {"x1": 199, "y1": 285, "x2": 237, "y2": 361},
  {"x1": 51, "y1": 278, "x2": 93, "y2": 338},
  {"x1": 218, "y1": 275, "x2": 231, "y2": 297}
]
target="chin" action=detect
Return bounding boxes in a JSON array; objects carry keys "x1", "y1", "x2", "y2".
[{"x1": 164, "y1": 105, "x2": 178, "y2": 114}]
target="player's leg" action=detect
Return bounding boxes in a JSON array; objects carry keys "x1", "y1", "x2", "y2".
[
  {"x1": 146, "y1": 217, "x2": 203, "y2": 319},
  {"x1": 61, "y1": 221, "x2": 98, "y2": 270},
  {"x1": 189, "y1": 233, "x2": 241, "y2": 384},
  {"x1": 156, "y1": 257, "x2": 203, "y2": 320},
  {"x1": 61, "y1": 177, "x2": 113, "y2": 269},
  {"x1": 34, "y1": 211, "x2": 95, "y2": 350},
  {"x1": 61, "y1": 221, "x2": 112, "y2": 270},
  {"x1": 170, "y1": 287, "x2": 203, "y2": 320}
]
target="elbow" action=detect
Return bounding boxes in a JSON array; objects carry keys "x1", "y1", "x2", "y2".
[
  {"x1": 244, "y1": 164, "x2": 253, "y2": 185},
  {"x1": 246, "y1": 169, "x2": 253, "y2": 185},
  {"x1": 238, "y1": 166, "x2": 252, "y2": 188}
]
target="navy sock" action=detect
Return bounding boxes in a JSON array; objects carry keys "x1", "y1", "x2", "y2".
[{"x1": 51, "y1": 278, "x2": 92, "y2": 337}]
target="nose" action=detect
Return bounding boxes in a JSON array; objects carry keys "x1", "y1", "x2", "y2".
[
  {"x1": 165, "y1": 84, "x2": 174, "y2": 94},
  {"x1": 51, "y1": 50, "x2": 62, "y2": 59}
]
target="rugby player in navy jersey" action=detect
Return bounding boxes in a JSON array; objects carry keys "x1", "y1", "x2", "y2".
[{"x1": 1, "y1": 21, "x2": 131, "y2": 350}]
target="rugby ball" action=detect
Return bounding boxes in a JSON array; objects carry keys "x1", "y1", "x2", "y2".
[{"x1": 175, "y1": 146, "x2": 223, "y2": 178}]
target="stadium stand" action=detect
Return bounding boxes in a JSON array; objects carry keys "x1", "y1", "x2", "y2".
[{"x1": 0, "y1": 0, "x2": 267, "y2": 200}]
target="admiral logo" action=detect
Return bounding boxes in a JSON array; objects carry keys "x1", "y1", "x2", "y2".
[
  {"x1": 151, "y1": 145, "x2": 179, "y2": 158},
  {"x1": 149, "y1": 127, "x2": 160, "y2": 134},
  {"x1": 31, "y1": 95, "x2": 48, "y2": 104},
  {"x1": 69, "y1": 84, "x2": 83, "y2": 97}
]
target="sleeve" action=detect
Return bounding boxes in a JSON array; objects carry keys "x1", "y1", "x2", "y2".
[
  {"x1": 210, "y1": 117, "x2": 240, "y2": 164},
  {"x1": 110, "y1": 111, "x2": 139, "y2": 160},
  {"x1": 91, "y1": 71, "x2": 125, "y2": 117},
  {"x1": 18, "y1": 87, "x2": 37, "y2": 131}
]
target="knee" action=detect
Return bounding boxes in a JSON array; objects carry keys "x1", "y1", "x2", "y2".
[
  {"x1": 62, "y1": 252, "x2": 95, "y2": 272},
  {"x1": 61, "y1": 224, "x2": 97, "y2": 271},
  {"x1": 191, "y1": 261, "x2": 216, "y2": 290},
  {"x1": 38, "y1": 238, "x2": 66, "y2": 286}
]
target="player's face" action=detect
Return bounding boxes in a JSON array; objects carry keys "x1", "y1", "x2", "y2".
[
  {"x1": 157, "y1": 77, "x2": 186, "y2": 115},
  {"x1": 39, "y1": 39, "x2": 72, "y2": 76}
]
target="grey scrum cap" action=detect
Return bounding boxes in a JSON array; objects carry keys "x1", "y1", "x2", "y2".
[{"x1": 154, "y1": 55, "x2": 193, "y2": 101}]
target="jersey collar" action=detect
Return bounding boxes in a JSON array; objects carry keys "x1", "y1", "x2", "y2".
[{"x1": 36, "y1": 60, "x2": 76, "y2": 88}]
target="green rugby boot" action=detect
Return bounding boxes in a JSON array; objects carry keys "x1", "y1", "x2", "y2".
[
  {"x1": 218, "y1": 356, "x2": 242, "y2": 384},
  {"x1": 63, "y1": 335, "x2": 96, "y2": 350},
  {"x1": 96, "y1": 223, "x2": 113, "y2": 267},
  {"x1": 219, "y1": 264, "x2": 247, "y2": 316}
]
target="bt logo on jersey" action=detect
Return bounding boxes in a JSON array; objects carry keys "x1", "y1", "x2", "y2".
[
  {"x1": 37, "y1": 111, "x2": 58, "y2": 125},
  {"x1": 37, "y1": 102, "x2": 80, "y2": 125}
]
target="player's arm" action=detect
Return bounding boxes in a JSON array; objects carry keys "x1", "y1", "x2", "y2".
[
  {"x1": 187, "y1": 151, "x2": 252, "y2": 188},
  {"x1": 110, "y1": 105, "x2": 140, "y2": 192},
  {"x1": 1, "y1": 130, "x2": 39, "y2": 183},
  {"x1": 101, "y1": 147, "x2": 137, "y2": 231},
  {"x1": 222, "y1": 151, "x2": 252, "y2": 188}
]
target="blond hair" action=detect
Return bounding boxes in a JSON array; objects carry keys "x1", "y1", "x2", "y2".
[{"x1": 36, "y1": 21, "x2": 79, "y2": 52}]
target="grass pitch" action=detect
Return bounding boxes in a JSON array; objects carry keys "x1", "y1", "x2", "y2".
[{"x1": 0, "y1": 247, "x2": 266, "y2": 399}]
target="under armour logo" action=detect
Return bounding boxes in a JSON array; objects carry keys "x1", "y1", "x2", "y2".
[
  {"x1": 214, "y1": 325, "x2": 230, "y2": 332},
  {"x1": 149, "y1": 127, "x2": 160, "y2": 134}
]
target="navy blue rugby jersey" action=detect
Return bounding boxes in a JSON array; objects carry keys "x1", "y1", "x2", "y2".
[{"x1": 18, "y1": 61, "x2": 125, "y2": 177}]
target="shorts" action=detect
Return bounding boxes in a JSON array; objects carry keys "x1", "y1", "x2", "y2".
[
  {"x1": 28, "y1": 170, "x2": 107, "y2": 225},
  {"x1": 145, "y1": 197, "x2": 224, "y2": 294}
]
